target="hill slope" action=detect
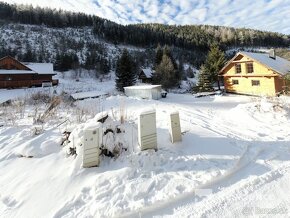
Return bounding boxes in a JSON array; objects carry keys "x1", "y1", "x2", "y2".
[{"x1": 0, "y1": 2, "x2": 289, "y2": 70}]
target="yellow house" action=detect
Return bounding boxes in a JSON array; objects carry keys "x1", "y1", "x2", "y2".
[{"x1": 219, "y1": 50, "x2": 290, "y2": 96}]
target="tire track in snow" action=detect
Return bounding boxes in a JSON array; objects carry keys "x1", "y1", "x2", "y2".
[
  {"x1": 119, "y1": 143, "x2": 265, "y2": 218},
  {"x1": 173, "y1": 163, "x2": 290, "y2": 218},
  {"x1": 119, "y1": 101, "x2": 289, "y2": 217},
  {"x1": 179, "y1": 107, "x2": 255, "y2": 141}
]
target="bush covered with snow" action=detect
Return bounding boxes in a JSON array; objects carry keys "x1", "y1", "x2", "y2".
[{"x1": 63, "y1": 111, "x2": 138, "y2": 164}]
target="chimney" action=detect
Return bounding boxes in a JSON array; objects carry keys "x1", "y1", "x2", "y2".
[{"x1": 269, "y1": 49, "x2": 276, "y2": 60}]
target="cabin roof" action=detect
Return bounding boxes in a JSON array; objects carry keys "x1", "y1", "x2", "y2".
[
  {"x1": 241, "y1": 52, "x2": 290, "y2": 75},
  {"x1": 71, "y1": 90, "x2": 108, "y2": 100},
  {"x1": 220, "y1": 51, "x2": 290, "y2": 76},
  {"x1": 0, "y1": 56, "x2": 55, "y2": 75},
  {"x1": 24, "y1": 63, "x2": 54, "y2": 75},
  {"x1": 141, "y1": 68, "x2": 154, "y2": 78},
  {"x1": 124, "y1": 85, "x2": 161, "y2": 90}
]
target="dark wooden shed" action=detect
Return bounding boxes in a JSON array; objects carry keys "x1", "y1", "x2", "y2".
[{"x1": 138, "y1": 68, "x2": 154, "y2": 83}]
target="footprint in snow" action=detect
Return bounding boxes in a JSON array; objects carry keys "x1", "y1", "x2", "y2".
[
  {"x1": 176, "y1": 185, "x2": 186, "y2": 193},
  {"x1": 276, "y1": 136, "x2": 284, "y2": 140},
  {"x1": 79, "y1": 187, "x2": 93, "y2": 202},
  {"x1": 2, "y1": 196, "x2": 18, "y2": 208},
  {"x1": 257, "y1": 133, "x2": 267, "y2": 137}
]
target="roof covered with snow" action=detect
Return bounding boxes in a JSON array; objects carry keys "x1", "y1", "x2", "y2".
[
  {"x1": 0, "y1": 56, "x2": 55, "y2": 75},
  {"x1": 24, "y1": 63, "x2": 54, "y2": 75},
  {"x1": 124, "y1": 85, "x2": 161, "y2": 90},
  {"x1": 240, "y1": 51, "x2": 290, "y2": 75},
  {"x1": 141, "y1": 68, "x2": 154, "y2": 78},
  {"x1": 71, "y1": 90, "x2": 108, "y2": 100}
]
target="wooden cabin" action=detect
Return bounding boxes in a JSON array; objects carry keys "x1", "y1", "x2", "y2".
[
  {"x1": 0, "y1": 56, "x2": 58, "y2": 89},
  {"x1": 219, "y1": 50, "x2": 290, "y2": 96},
  {"x1": 138, "y1": 68, "x2": 154, "y2": 83}
]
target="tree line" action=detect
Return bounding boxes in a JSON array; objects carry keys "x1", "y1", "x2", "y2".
[
  {"x1": 0, "y1": 2, "x2": 289, "y2": 51},
  {"x1": 115, "y1": 44, "x2": 228, "y2": 93},
  {"x1": 115, "y1": 45, "x2": 187, "y2": 91}
]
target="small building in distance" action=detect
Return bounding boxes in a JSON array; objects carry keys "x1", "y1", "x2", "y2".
[
  {"x1": 124, "y1": 85, "x2": 162, "y2": 100},
  {"x1": 70, "y1": 90, "x2": 108, "y2": 101},
  {"x1": 219, "y1": 50, "x2": 290, "y2": 96},
  {"x1": 138, "y1": 68, "x2": 154, "y2": 83},
  {"x1": 0, "y1": 56, "x2": 58, "y2": 89}
]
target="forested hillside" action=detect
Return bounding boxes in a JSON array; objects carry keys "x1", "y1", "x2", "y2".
[
  {"x1": 276, "y1": 48, "x2": 290, "y2": 61},
  {"x1": 0, "y1": 1, "x2": 289, "y2": 71}
]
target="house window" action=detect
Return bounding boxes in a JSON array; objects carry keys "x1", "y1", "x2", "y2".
[
  {"x1": 235, "y1": 64, "x2": 241, "y2": 74},
  {"x1": 232, "y1": 79, "x2": 239, "y2": 85},
  {"x1": 251, "y1": 80, "x2": 260, "y2": 86},
  {"x1": 246, "y1": 63, "x2": 254, "y2": 73}
]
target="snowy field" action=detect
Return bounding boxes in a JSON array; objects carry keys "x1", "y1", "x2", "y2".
[{"x1": 0, "y1": 76, "x2": 290, "y2": 218}]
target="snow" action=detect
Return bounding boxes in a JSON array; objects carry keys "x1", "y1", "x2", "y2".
[
  {"x1": 0, "y1": 76, "x2": 290, "y2": 218},
  {"x1": 141, "y1": 68, "x2": 154, "y2": 78},
  {"x1": 15, "y1": 129, "x2": 61, "y2": 158},
  {"x1": 24, "y1": 63, "x2": 55, "y2": 75},
  {"x1": 140, "y1": 108, "x2": 156, "y2": 115},
  {"x1": 241, "y1": 51, "x2": 290, "y2": 75},
  {"x1": 71, "y1": 90, "x2": 108, "y2": 100},
  {"x1": 0, "y1": 87, "x2": 50, "y2": 104},
  {"x1": 124, "y1": 85, "x2": 161, "y2": 90},
  {"x1": 0, "y1": 59, "x2": 54, "y2": 75}
]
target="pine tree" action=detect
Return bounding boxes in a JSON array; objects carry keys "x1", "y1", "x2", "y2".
[
  {"x1": 22, "y1": 43, "x2": 35, "y2": 62},
  {"x1": 155, "y1": 44, "x2": 163, "y2": 67},
  {"x1": 204, "y1": 43, "x2": 226, "y2": 90},
  {"x1": 163, "y1": 45, "x2": 178, "y2": 70},
  {"x1": 115, "y1": 49, "x2": 136, "y2": 92},
  {"x1": 54, "y1": 51, "x2": 62, "y2": 71},
  {"x1": 99, "y1": 57, "x2": 110, "y2": 75},
  {"x1": 198, "y1": 65, "x2": 213, "y2": 92},
  {"x1": 155, "y1": 54, "x2": 177, "y2": 89},
  {"x1": 178, "y1": 57, "x2": 185, "y2": 80}
]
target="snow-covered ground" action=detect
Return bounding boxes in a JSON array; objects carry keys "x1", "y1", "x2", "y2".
[{"x1": 0, "y1": 77, "x2": 290, "y2": 218}]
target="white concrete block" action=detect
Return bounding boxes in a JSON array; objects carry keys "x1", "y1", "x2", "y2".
[
  {"x1": 82, "y1": 127, "x2": 101, "y2": 168},
  {"x1": 169, "y1": 111, "x2": 182, "y2": 143},
  {"x1": 138, "y1": 110, "x2": 157, "y2": 150}
]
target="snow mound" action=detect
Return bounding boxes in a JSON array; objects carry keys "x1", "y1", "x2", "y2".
[
  {"x1": 15, "y1": 130, "x2": 60, "y2": 158},
  {"x1": 229, "y1": 98, "x2": 289, "y2": 123}
]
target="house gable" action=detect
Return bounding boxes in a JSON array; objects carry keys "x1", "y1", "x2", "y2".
[
  {"x1": 0, "y1": 56, "x2": 32, "y2": 71},
  {"x1": 220, "y1": 53, "x2": 279, "y2": 77}
]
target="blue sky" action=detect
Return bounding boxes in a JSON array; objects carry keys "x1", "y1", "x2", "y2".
[{"x1": 5, "y1": 0, "x2": 290, "y2": 34}]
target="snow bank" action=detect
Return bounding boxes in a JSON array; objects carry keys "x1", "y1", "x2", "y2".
[
  {"x1": 14, "y1": 129, "x2": 61, "y2": 158},
  {"x1": 229, "y1": 97, "x2": 289, "y2": 123}
]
